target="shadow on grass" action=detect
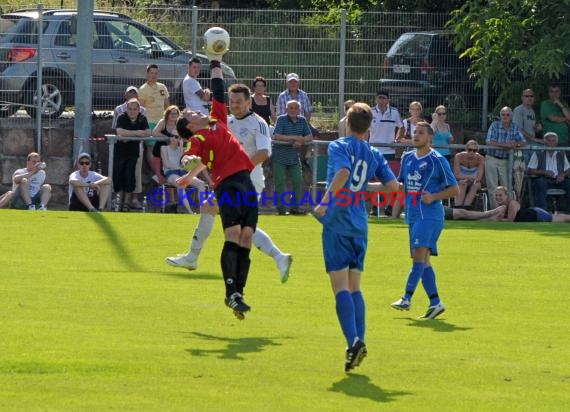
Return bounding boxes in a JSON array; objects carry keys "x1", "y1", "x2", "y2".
[
  {"x1": 186, "y1": 331, "x2": 283, "y2": 360},
  {"x1": 370, "y1": 217, "x2": 570, "y2": 238},
  {"x1": 329, "y1": 374, "x2": 411, "y2": 402},
  {"x1": 161, "y1": 271, "x2": 220, "y2": 281},
  {"x1": 398, "y1": 317, "x2": 472, "y2": 333},
  {"x1": 86, "y1": 213, "x2": 142, "y2": 272}
]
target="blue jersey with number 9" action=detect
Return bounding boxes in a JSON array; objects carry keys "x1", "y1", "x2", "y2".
[{"x1": 320, "y1": 136, "x2": 396, "y2": 236}]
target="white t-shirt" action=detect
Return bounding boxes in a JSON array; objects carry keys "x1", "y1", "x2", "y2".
[
  {"x1": 228, "y1": 111, "x2": 272, "y2": 193},
  {"x1": 68, "y1": 170, "x2": 106, "y2": 202},
  {"x1": 369, "y1": 105, "x2": 403, "y2": 155},
  {"x1": 13, "y1": 168, "x2": 45, "y2": 197},
  {"x1": 183, "y1": 74, "x2": 209, "y2": 114}
]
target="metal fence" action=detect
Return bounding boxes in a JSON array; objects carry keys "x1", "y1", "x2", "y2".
[{"x1": 1, "y1": 6, "x2": 569, "y2": 131}]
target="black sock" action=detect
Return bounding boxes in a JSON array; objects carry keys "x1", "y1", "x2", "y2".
[
  {"x1": 236, "y1": 246, "x2": 251, "y2": 295},
  {"x1": 221, "y1": 241, "x2": 240, "y2": 297}
]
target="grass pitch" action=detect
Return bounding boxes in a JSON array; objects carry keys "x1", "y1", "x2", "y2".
[{"x1": 0, "y1": 210, "x2": 568, "y2": 411}]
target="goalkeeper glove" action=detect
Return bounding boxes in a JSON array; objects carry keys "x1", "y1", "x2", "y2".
[{"x1": 181, "y1": 155, "x2": 202, "y2": 172}]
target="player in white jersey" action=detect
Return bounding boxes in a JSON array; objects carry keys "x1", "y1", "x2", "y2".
[{"x1": 165, "y1": 83, "x2": 293, "y2": 282}]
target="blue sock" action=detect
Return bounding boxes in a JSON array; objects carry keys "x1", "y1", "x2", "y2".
[
  {"x1": 404, "y1": 262, "x2": 425, "y2": 300},
  {"x1": 351, "y1": 291, "x2": 365, "y2": 343},
  {"x1": 335, "y1": 290, "x2": 357, "y2": 347},
  {"x1": 421, "y1": 265, "x2": 441, "y2": 305}
]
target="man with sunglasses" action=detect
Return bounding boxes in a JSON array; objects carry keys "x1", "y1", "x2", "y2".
[{"x1": 68, "y1": 153, "x2": 110, "y2": 212}]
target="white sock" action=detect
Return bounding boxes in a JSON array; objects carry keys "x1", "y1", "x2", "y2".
[
  {"x1": 188, "y1": 213, "x2": 215, "y2": 257},
  {"x1": 253, "y1": 227, "x2": 282, "y2": 259}
]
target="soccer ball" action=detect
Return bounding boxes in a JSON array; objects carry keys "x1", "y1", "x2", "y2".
[{"x1": 203, "y1": 27, "x2": 230, "y2": 56}]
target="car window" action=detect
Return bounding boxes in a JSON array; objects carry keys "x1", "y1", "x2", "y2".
[
  {"x1": 387, "y1": 33, "x2": 432, "y2": 58},
  {"x1": 105, "y1": 20, "x2": 150, "y2": 52},
  {"x1": 0, "y1": 17, "x2": 49, "y2": 44},
  {"x1": 54, "y1": 20, "x2": 76, "y2": 47}
]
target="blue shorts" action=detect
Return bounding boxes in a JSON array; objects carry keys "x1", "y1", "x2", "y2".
[
  {"x1": 322, "y1": 227, "x2": 367, "y2": 273},
  {"x1": 408, "y1": 219, "x2": 443, "y2": 257}
]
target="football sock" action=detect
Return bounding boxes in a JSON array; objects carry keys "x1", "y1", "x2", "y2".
[
  {"x1": 236, "y1": 246, "x2": 251, "y2": 295},
  {"x1": 351, "y1": 290, "x2": 366, "y2": 343},
  {"x1": 404, "y1": 262, "x2": 425, "y2": 300},
  {"x1": 188, "y1": 213, "x2": 214, "y2": 258},
  {"x1": 421, "y1": 265, "x2": 441, "y2": 305},
  {"x1": 335, "y1": 290, "x2": 357, "y2": 347},
  {"x1": 252, "y1": 227, "x2": 282, "y2": 259},
  {"x1": 220, "y1": 241, "x2": 240, "y2": 297}
]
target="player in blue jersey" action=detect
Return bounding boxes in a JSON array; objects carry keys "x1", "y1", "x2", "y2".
[
  {"x1": 391, "y1": 121, "x2": 459, "y2": 319},
  {"x1": 314, "y1": 102, "x2": 399, "y2": 372}
]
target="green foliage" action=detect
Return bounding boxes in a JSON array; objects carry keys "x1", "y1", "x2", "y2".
[{"x1": 449, "y1": 0, "x2": 570, "y2": 97}]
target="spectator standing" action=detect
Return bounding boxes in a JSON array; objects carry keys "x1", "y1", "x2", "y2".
[
  {"x1": 369, "y1": 90, "x2": 403, "y2": 161},
  {"x1": 391, "y1": 122, "x2": 458, "y2": 319},
  {"x1": 313, "y1": 102, "x2": 398, "y2": 372},
  {"x1": 397, "y1": 101, "x2": 424, "y2": 148},
  {"x1": 114, "y1": 99, "x2": 151, "y2": 211},
  {"x1": 10, "y1": 152, "x2": 51, "y2": 210},
  {"x1": 430, "y1": 105, "x2": 454, "y2": 162},
  {"x1": 540, "y1": 83, "x2": 570, "y2": 147},
  {"x1": 338, "y1": 99, "x2": 355, "y2": 138},
  {"x1": 513, "y1": 88, "x2": 543, "y2": 144},
  {"x1": 276, "y1": 73, "x2": 313, "y2": 122},
  {"x1": 512, "y1": 88, "x2": 542, "y2": 198},
  {"x1": 526, "y1": 132, "x2": 570, "y2": 213},
  {"x1": 272, "y1": 100, "x2": 313, "y2": 215},
  {"x1": 112, "y1": 86, "x2": 148, "y2": 205},
  {"x1": 68, "y1": 153, "x2": 110, "y2": 212},
  {"x1": 138, "y1": 64, "x2": 170, "y2": 185},
  {"x1": 183, "y1": 57, "x2": 211, "y2": 114},
  {"x1": 453, "y1": 140, "x2": 484, "y2": 207},
  {"x1": 251, "y1": 76, "x2": 276, "y2": 125},
  {"x1": 485, "y1": 107, "x2": 525, "y2": 208}
]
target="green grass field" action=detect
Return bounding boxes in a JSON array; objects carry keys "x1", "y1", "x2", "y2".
[{"x1": 0, "y1": 211, "x2": 568, "y2": 411}]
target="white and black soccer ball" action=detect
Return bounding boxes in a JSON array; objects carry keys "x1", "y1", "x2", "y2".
[{"x1": 203, "y1": 27, "x2": 230, "y2": 56}]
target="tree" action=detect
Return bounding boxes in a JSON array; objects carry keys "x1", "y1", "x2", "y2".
[{"x1": 449, "y1": 0, "x2": 570, "y2": 91}]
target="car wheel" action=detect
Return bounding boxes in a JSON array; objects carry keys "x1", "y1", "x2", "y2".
[
  {"x1": 0, "y1": 103, "x2": 18, "y2": 118},
  {"x1": 28, "y1": 76, "x2": 66, "y2": 119}
]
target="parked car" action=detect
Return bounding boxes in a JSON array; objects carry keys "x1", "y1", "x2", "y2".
[
  {"x1": 379, "y1": 31, "x2": 477, "y2": 111},
  {"x1": 0, "y1": 9, "x2": 237, "y2": 118}
]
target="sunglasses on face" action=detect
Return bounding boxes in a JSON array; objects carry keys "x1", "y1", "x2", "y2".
[
  {"x1": 467, "y1": 148, "x2": 478, "y2": 152},
  {"x1": 79, "y1": 161, "x2": 90, "y2": 165},
  {"x1": 437, "y1": 112, "x2": 446, "y2": 116},
  {"x1": 524, "y1": 95, "x2": 534, "y2": 98}
]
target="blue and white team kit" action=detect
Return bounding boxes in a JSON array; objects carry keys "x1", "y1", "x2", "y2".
[{"x1": 399, "y1": 149, "x2": 457, "y2": 256}]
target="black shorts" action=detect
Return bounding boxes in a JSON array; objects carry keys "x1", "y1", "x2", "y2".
[
  {"x1": 69, "y1": 191, "x2": 100, "y2": 211},
  {"x1": 214, "y1": 170, "x2": 258, "y2": 230}
]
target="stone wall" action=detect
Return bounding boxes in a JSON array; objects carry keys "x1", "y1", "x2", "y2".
[{"x1": 0, "y1": 117, "x2": 114, "y2": 209}]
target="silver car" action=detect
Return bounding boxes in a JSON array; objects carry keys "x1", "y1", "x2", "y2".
[{"x1": 0, "y1": 9, "x2": 237, "y2": 118}]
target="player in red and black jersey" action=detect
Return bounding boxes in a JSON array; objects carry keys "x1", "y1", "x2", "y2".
[{"x1": 175, "y1": 57, "x2": 258, "y2": 319}]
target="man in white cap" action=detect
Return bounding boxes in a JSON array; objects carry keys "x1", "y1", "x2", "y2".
[
  {"x1": 68, "y1": 153, "x2": 111, "y2": 212},
  {"x1": 276, "y1": 73, "x2": 313, "y2": 121},
  {"x1": 527, "y1": 131, "x2": 570, "y2": 212}
]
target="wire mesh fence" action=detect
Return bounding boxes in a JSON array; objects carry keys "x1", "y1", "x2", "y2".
[{"x1": 1, "y1": 5, "x2": 569, "y2": 131}]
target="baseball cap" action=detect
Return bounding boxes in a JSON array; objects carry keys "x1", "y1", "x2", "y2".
[
  {"x1": 376, "y1": 89, "x2": 389, "y2": 98},
  {"x1": 78, "y1": 152, "x2": 91, "y2": 161},
  {"x1": 125, "y1": 86, "x2": 139, "y2": 94},
  {"x1": 543, "y1": 132, "x2": 558, "y2": 139},
  {"x1": 286, "y1": 73, "x2": 299, "y2": 82}
]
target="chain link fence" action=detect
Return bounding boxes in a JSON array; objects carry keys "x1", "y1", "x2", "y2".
[{"x1": 1, "y1": 6, "x2": 569, "y2": 131}]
